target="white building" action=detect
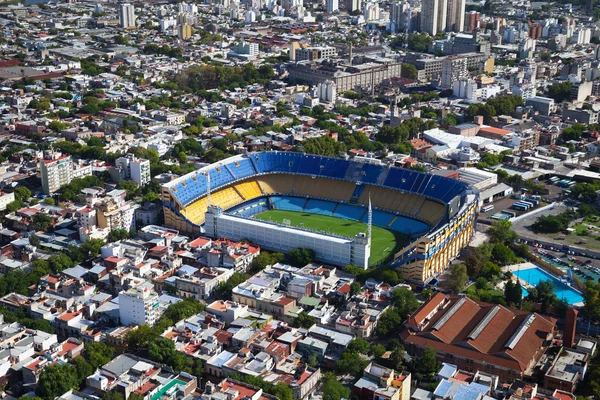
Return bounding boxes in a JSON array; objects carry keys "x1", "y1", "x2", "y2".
[
  {"x1": 119, "y1": 283, "x2": 161, "y2": 326},
  {"x1": 421, "y1": 0, "x2": 465, "y2": 35},
  {"x1": 326, "y1": 0, "x2": 339, "y2": 13},
  {"x1": 232, "y1": 41, "x2": 259, "y2": 57},
  {"x1": 452, "y1": 78, "x2": 477, "y2": 100},
  {"x1": 205, "y1": 206, "x2": 371, "y2": 269},
  {"x1": 114, "y1": 155, "x2": 151, "y2": 187},
  {"x1": 317, "y1": 81, "x2": 337, "y2": 103},
  {"x1": 40, "y1": 152, "x2": 93, "y2": 195},
  {"x1": 441, "y1": 56, "x2": 468, "y2": 89},
  {"x1": 0, "y1": 190, "x2": 15, "y2": 211},
  {"x1": 119, "y1": 3, "x2": 136, "y2": 28}
]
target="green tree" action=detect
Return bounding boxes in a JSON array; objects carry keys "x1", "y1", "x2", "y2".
[
  {"x1": 48, "y1": 120, "x2": 68, "y2": 132},
  {"x1": 288, "y1": 248, "x2": 315, "y2": 268},
  {"x1": 369, "y1": 343, "x2": 386, "y2": 358},
  {"x1": 405, "y1": 33, "x2": 433, "y2": 52},
  {"x1": 213, "y1": 272, "x2": 249, "y2": 300},
  {"x1": 548, "y1": 81, "x2": 573, "y2": 103},
  {"x1": 583, "y1": 281, "x2": 600, "y2": 321},
  {"x1": 14, "y1": 186, "x2": 31, "y2": 202},
  {"x1": 251, "y1": 251, "x2": 285, "y2": 271},
  {"x1": 36, "y1": 364, "x2": 80, "y2": 399},
  {"x1": 162, "y1": 297, "x2": 206, "y2": 322},
  {"x1": 107, "y1": 229, "x2": 130, "y2": 243},
  {"x1": 448, "y1": 263, "x2": 469, "y2": 293},
  {"x1": 71, "y1": 356, "x2": 94, "y2": 387},
  {"x1": 415, "y1": 348, "x2": 439, "y2": 376},
  {"x1": 43, "y1": 197, "x2": 55, "y2": 205},
  {"x1": 487, "y1": 219, "x2": 518, "y2": 245},
  {"x1": 85, "y1": 341, "x2": 114, "y2": 369},
  {"x1": 347, "y1": 338, "x2": 370, "y2": 354},
  {"x1": 350, "y1": 281, "x2": 362, "y2": 296},
  {"x1": 376, "y1": 308, "x2": 401, "y2": 336},
  {"x1": 336, "y1": 350, "x2": 369, "y2": 375},
  {"x1": 401, "y1": 63, "x2": 418, "y2": 79},
  {"x1": 504, "y1": 280, "x2": 523, "y2": 306},
  {"x1": 532, "y1": 213, "x2": 570, "y2": 233},
  {"x1": 322, "y1": 372, "x2": 350, "y2": 400},
  {"x1": 292, "y1": 311, "x2": 316, "y2": 329},
  {"x1": 294, "y1": 135, "x2": 346, "y2": 157},
  {"x1": 117, "y1": 180, "x2": 140, "y2": 200},
  {"x1": 491, "y1": 243, "x2": 517, "y2": 266},
  {"x1": 33, "y1": 213, "x2": 52, "y2": 231},
  {"x1": 390, "y1": 288, "x2": 419, "y2": 320}
]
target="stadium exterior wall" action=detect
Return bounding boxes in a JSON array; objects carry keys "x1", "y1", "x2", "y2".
[{"x1": 204, "y1": 205, "x2": 371, "y2": 269}]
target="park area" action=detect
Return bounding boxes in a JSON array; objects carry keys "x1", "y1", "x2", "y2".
[{"x1": 254, "y1": 210, "x2": 406, "y2": 266}]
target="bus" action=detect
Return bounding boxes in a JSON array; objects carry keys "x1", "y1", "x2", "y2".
[{"x1": 482, "y1": 205, "x2": 495, "y2": 213}]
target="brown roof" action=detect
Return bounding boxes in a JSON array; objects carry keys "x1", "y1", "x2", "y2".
[{"x1": 403, "y1": 295, "x2": 556, "y2": 374}]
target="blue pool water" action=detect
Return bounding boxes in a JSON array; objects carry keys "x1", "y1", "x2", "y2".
[{"x1": 513, "y1": 267, "x2": 584, "y2": 305}]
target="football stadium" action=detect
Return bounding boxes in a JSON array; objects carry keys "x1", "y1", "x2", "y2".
[{"x1": 161, "y1": 152, "x2": 479, "y2": 283}]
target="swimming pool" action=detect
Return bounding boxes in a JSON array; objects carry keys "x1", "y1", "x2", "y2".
[{"x1": 513, "y1": 266, "x2": 584, "y2": 305}]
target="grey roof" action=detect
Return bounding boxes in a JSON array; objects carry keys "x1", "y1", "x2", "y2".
[{"x1": 102, "y1": 354, "x2": 139, "y2": 377}]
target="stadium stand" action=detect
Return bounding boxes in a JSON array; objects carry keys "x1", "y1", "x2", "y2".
[
  {"x1": 162, "y1": 152, "x2": 478, "y2": 283},
  {"x1": 304, "y1": 199, "x2": 337, "y2": 215},
  {"x1": 270, "y1": 196, "x2": 306, "y2": 212},
  {"x1": 234, "y1": 180, "x2": 263, "y2": 200}
]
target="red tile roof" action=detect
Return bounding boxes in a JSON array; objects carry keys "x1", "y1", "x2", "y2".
[{"x1": 403, "y1": 295, "x2": 556, "y2": 375}]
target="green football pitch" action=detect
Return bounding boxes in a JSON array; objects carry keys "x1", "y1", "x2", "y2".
[{"x1": 254, "y1": 210, "x2": 407, "y2": 266}]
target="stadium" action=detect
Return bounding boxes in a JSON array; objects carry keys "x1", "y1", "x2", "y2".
[{"x1": 161, "y1": 152, "x2": 478, "y2": 283}]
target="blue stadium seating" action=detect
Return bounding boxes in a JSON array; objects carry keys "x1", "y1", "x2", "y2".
[
  {"x1": 171, "y1": 151, "x2": 472, "y2": 218},
  {"x1": 334, "y1": 204, "x2": 366, "y2": 220},
  {"x1": 304, "y1": 199, "x2": 336, "y2": 215},
  {"x1": 360, "y1": 164, "x2": 383, "y2": 183},
  {"x1": 229, "y1": 198, "x2": 269, "y2": 217},
  {"x1": 231, "y1": 158, "x2": 257, "y2": 180},
  {"x1": 362, "y1": 210, "x2": 394, "y2": 227},
  {"x1": 270, "y1": 196, "x2": 306, "y2": 212},
  {"x1": 389, "y1": 217, "x2": 430, "y2": 235}
]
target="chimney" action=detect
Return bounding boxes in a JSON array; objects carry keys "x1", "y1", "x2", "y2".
[{"x1": 564, "y1": 308, "x2": 578, "y2": 348}]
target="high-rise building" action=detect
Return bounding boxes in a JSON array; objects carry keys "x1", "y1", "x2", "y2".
[
  {"x1": 421, "y1": 0, "x2": 464, "y2": 35},
  {"x1": 464, "y1": 10, "x2": 480, "y2": 32},
  {"x1": 390, "y1": 1, "x2": 413, "y2": 33},
  {"x1": 119, "y1": 283, "x2": 161, "y2": 326},
  {"x1": 445, "y1": 0, "x2": 465, "y2": 33},
  {"x1": 114, "y1": 155, "x2": 151, "y2": 187},
  {"x1": 345, "y1": 0, "x2": 361, "y2": 12},
  {"x1": 178, "y1": 24, "x2": 193, "y2": 40},
  {"x1": 326, "y1": 0, "x2": 338, "y2": 13},
  {"x1": 441, "y1": 56, "x2": 468, "y2": 89},
  {"x1": 40, "y1": 151, "x2": 93, "y2": 195},
  {"x1": 119, "y1": 3, "x2": 136, "y2": 28}
]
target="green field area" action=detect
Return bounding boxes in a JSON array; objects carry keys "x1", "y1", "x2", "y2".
[{"x1": 254, "y1": 210, "x2": 407, "y2": 266}]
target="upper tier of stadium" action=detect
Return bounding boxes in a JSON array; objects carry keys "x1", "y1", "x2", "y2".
[{"x1": 162, "y1": 152, "x2": 473, "y2": 230}]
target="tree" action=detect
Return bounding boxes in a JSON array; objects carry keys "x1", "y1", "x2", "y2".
[
  {"x1": 504, "y1": 280, "x2": 523, "y2": 306},
  {"x1": 491, "y1": 243, "x2": 517, "y2": 266},
  {"x1": 107, "y1": 229, "x2": 130, "y2": 243},
  {"x1": 350, "y1": 281, "x2": 362, "y2": 296},
  {"x1": 37, "y1": 364, "x2": 80, "y2": 399},
  {"x1": 336, "y1": 350, "x2": 369, "y2": 375},
  {"x1": 347, "y1": 338, "x2": 370, "y2": 354},
  {"x1": 71, "y1": 356, "x2": 94, "y2": 386},
  {"x1": 447, "y1": 264, "x2": 469, "y2": 293},
  {"x1": 43, "y1": 197, "x2": 55, "y2": 205},
  {"x1": 48, "y1": 120, "x2": 68, "y2": 132},
  {"x1": 321, "y1": 372, "x2": 350, "y2": 400},
  {"x1": 163, "y1": 297, "x2": 206, "y2": 322},
  {"x1": 294, "y1": 135, "x2": 346, "y2": 157},
  {"x1": 583, "y1": 281, "x2": 600, "y2": 321},
  {"x1": 487, "y1": 220, "x2": 517, "y2": 245},
  {"x1": 405, "y1": 33, "x2": 433, "y2": 52},
  {"x1": 415, "y1": 348, "x2": 439, "y2": 376},
  {"x1": 288, "y1": 248, "x2": 315, "y2": 268},
  {"x1": 6, "y1": 199, "x2": 24, "y2": 212},
  {"x1": 390, "y1": 288, "x2": 419, "y2": 320},
  {"x1": 376, "y1": 308, "x2": 401, "y2": 336},
  {"x1": 49, "y1": 253, "x2": 73, "y2": 273},
  {"x1": 548, "y1": 81, "x2": 573, "y2": 103},
  {"x1": 14, "y1": 186, "x2": 31, "y2": 202},
  {"x1": 85, "y1": 342, "x2": 114, "y2": 369},
  {"x1": 369, "y1": 343, "x2": 386, "y2": 358},
  {"x1": 292, "y1": 311, "x2": 316, "y2": 329},
  {"x1": 532, "y1": 214, "x2": 570, "y2": 233},
  {"x1": 401, "y1": 63, "x2": 418, "y2": 79},
  {"x1": 33, "y1": 213, "x2": 52, "y2": 231},
  {"x1": 251, "y1": 251, "x2": 285, "y2": 271},
  {"x1": 213, "y1": 272, "x2": 248, "y2": 300},
  {"x1": 117, "y1": 180, "x2": 140, "y2": 200}
]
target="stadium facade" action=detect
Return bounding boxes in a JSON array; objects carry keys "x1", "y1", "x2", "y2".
[{"x1": 161, "y1": 152, "x2": 478, "y2": 283}]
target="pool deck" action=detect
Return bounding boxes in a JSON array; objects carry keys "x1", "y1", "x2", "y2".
[{"x1": 502, "y1": 262, "x2": 584, "y2": 307}]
